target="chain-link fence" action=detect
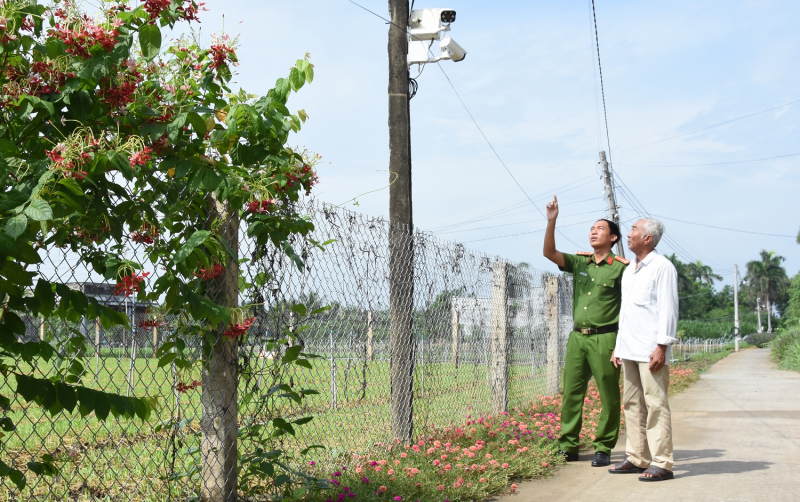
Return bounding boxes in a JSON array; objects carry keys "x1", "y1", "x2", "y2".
[{"x1": 2, "y1": 200, "x2": 574, "y2": 501}]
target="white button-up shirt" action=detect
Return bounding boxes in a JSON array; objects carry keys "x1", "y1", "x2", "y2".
[{"x1": 616, "y1": 250, "x2": 679, "y2": 364}]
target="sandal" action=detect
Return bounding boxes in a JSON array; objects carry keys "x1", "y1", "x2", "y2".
[
  {"x1": 639, "y1": 466, "x2": 674, "y2": 482},
  {"x1": 608, "y1": 459, "x2": 645, "y2": 474}
]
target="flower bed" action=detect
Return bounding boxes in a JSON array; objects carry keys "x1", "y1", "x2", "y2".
[{"x1": 304, "y1": 359, "x2": 713, "y2": 502}]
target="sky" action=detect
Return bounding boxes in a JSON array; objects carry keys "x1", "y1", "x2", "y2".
[{"x1": 182, "y1": 0, "x2": 800, "y2": 286}]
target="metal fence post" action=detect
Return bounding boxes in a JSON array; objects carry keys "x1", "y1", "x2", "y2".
[
  {"x1": 451, "y1": 308, "x2": 459, "y2": 367},
  {"x1": 367, "y1": 310, "x2": 374, "y2": 361},
  {"x1": 546, "y1": 275, "x2": 561, "y2": 396},
  {"x1": 491, "y1": 261, "x2": 509, "y2": 414}
]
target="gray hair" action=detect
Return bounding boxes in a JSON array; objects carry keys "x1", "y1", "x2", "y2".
[{"x1": 640, "y1": 218, "x2": 665, "y2": 247}]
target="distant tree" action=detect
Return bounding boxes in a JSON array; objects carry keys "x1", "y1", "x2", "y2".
[
  {"x1": 745, "y1": 250, "x2": 789, "y2": 332},
  {"x1": 688, "y1": 260, "x2": 723, "y2": 285}
]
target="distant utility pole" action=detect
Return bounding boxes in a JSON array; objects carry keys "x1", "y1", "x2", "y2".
[
  {"x1": 387, "y1": 0, "x2": 415, "y2": 442},
  {"x1": 599, "y1": 151, "x2": 625, "y2": 258},
  {"x1": 734, "y1": 264, "x2": 740, "y2": 352}
]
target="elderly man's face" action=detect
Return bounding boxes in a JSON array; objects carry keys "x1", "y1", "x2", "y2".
[{"x1": 627, "y1": 219, "x2": 653, "y2": 255}]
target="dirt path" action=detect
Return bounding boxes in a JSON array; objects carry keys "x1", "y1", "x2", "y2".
[{"x1": 494, "y1": 349, "x2": 800, "y2": 502}]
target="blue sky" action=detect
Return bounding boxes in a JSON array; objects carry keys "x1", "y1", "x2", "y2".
[{"x1": 188, "y1": 0, "x2": 800, "y2": 286}]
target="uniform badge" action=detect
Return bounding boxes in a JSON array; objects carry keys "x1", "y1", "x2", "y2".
[
  {"x1": 606, "y1": 257, "x2": 613, "y2": 265},
  {"x1": 579, "y1": 271, "x2": 588, "y2": 277}
]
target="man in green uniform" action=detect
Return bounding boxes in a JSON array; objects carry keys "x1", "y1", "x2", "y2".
[{"x1": 543, "y1": 195, "x2": 629, "y2": 467}]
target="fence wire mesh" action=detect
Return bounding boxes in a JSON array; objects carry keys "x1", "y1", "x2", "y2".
[{"x1": 2, "y1": 199, "x2": 581, "y2": 500}]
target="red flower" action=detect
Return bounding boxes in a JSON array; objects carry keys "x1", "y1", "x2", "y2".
[
  {"x1": 130, "y1": 147, "x2": 154, "y2": 167},
  {"x1": 193, "y1": 263, "x2": 225, "y2": 280},
  {"x1": 246, "y1": 199, "x2": 277, "y2": 214},
  {"x1": 115, "y1": 272, "x2": 150, "y2": 297},
  {"x1": 175, "y1": 380, "x2": 202, "y2": 393},
  {"x1": 223, "y1": 317, "x2": 256, "y2": 338}
]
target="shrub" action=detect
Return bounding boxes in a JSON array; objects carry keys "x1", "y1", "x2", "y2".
[
  {"x1": 743, "y1": 332, "x2": 776, "y2": 348},
  {"x1": 771, "y1": 331, "x2": 800, "y2": 372}
]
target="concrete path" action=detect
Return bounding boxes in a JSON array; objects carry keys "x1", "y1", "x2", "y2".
[{"x1": 494, "y1": 349, "x2": 800, "y2": 502}]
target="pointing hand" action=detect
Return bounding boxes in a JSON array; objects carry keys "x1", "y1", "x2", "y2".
[{"x1": 546, "y1": 195, "x2": 559, "y2": 221}]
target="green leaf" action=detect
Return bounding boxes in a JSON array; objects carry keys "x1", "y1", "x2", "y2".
[
  {"x1": 9, "y1": 468, "x2": 25, "y2": 490},
  {"x1": 66, "y1": 90, "x2": 93, "y2": 122},
  {"x1": 157, "y1": 353, "x2": 177, "y2": 368},
  {"x1": 290, "y1": 303, "x2": 307, "y2": 316},
  {"x1": 34, "y1": 280, "x2": 55, "y2": 315},
  {"x1": 24, "y1": 198, "x2": 53, "y2": 221},
  {"x1": 281, "y1": 345, "x2": 303, "y2": 363},
  {"x1": 186, "y1": 112, "x2": 207, "y2": 137},
  {"x1": 289, "y1": 68, "x2": 305, "y2": 91},
  {"x1": 94, "y1": 393, "x2": 110, "y2": 420},
  {"x1": 139, "y1": 24, "x2": 162, "y2": 61},
  {"x1": 5, "y1": 214, "x2": 27, "y2": 239},
  {"x1": 56, "y1": 383, "x2": 77, "y2": 413},
  {"x1": 171, "y1": 230, "x2": 210, "y2": 267}
]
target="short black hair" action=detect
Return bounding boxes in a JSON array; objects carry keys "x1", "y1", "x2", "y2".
[{"x1": 597, "y1": 219, "x2": 622, "y2": 244}]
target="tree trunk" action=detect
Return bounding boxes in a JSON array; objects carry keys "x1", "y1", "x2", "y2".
[
  {"x1": 201, "y1": 194, "x2": 239, "y2": 502},
  {"x1": 766, "y1": 296, "x2": 772, "y2": 333}
]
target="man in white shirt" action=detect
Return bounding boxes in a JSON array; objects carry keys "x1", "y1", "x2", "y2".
[{"x1": 608, "y1": 218, "x2": 678, "y2": 482}]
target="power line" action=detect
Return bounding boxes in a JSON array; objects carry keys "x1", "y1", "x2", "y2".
[
  {"x1": 649, "y1": 214, "x2": 796, "y2": 238},
  {"x1": 622, "y1": 97, "x2": 800, "y2": 153},
  {"x1": 428, "y1": 180, "x2": 601, "y2": 232},
  {"x1": 590, "y1": 0, "x2": 613, "y2": 164},
  {"x1": 436, "y1": 209, "x2": 606, "y2": 235},
  {"x1": 420, "y1": 175, "x2": 597, "y2": 229},
  {"x1": 462, "y1": 218, "x2": 597, "y2": 243},
  {"x1": 346, "y1": 0, "x2": 584, "y2": 248},
  {"x1": 619, "y1": 152, "x2": 800, "y2": 168}
]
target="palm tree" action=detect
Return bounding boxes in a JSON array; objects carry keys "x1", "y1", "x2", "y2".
[
  {"x1": 664, "y1": 253, "x2": 693, "y2": 295},
  {"x1": 688, "y1": 260, "x2": 723, "y2": 285},
  {"x1": 745, "y1": 250, "x2": 789, "y2": 333}
]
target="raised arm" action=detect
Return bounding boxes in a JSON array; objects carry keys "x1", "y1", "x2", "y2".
[{"x1": 543, "y1": 195, "x2": 565, "y2": 268}]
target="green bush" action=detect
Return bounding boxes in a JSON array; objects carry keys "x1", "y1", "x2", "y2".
[
  {"x1": 771, "y1": 331, "x2": 800, "y2": 372},
  {"x1": 743, "y1": 332, "x2": 776, "y2": 348},
  {"x1": 677, "y1": 320, "x2": 758, "y2": 340}
]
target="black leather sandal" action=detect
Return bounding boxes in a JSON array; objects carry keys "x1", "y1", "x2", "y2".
[
  {"x1": 608, "y1": 459, "x2": 646, "y2": 474},
  {"x1": 639, "y1": 466, "x2": 674, "y2": 482}
]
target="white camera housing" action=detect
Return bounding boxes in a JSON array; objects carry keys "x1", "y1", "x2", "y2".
[
  {"x1": 439, "y1": 36, "x2": 466, "y2": 62},
  {"x1": 408, "y1": 8, "x2": 456, "y2": 41}
]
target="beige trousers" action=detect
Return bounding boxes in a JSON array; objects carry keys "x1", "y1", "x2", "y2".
[{"x1": 622, "y1": 359, "x2": 674, "y2": 471}]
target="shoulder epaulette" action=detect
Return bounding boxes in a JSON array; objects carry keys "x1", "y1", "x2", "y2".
[
  {"x1": 614, "y1": 256, "x2": 630, "y2": 265},
  {"x1": 576, "y1": 251, "x2": 593, "y2": 256}
]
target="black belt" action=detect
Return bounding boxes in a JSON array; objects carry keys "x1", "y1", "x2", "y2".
[{"x1": 573, "y1": 323, "x2": 618, "y2": 335}]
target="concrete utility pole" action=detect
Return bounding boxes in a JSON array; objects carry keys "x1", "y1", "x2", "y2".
[
  {"x1": 734, "y1": 264, "x2": 740, "y2": 351},
  {"x1": 599, "y1": 151, "x2": 625, "y2": 258},
  {"x1": 387, "y1": 0, "x2": 415, "y2": 442}
]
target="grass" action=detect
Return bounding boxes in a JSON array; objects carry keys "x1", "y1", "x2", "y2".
[
  {"x1": 0, "y1": 345, "x2": 734, "y2": 501},
  {"x1": 0, "y1": 352, "x2": 555, "y2": 501}
]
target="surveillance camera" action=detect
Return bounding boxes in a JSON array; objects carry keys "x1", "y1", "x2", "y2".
[
  {"x1": 408, "y1": 8, "x2": 457, "y2": 41},
  {"x1": 439, "y1": 36, "x2": 466, "y2": 62}
]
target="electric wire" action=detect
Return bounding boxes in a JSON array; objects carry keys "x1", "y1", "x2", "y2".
[
  {"x1": 649, "y1": 214, "x2": 796, "y2": 238},
  {"x1": 621, "y1": 98, "x2": 800, "y2": 153},
  {"x1": 428, "y1": 179, "x2": 601, "y2": 232},
  {"x1": 619, "y1": 152, "x2": 800, "y2": 168},
  {"x1": 590, "y1": 0, "x2": 613, "y2": 164},
  {"x1": 435, "y1": 209, "x2": 606, "y2": 235},
  {"x1": 419, "y1": 174, "x2": 596, "y2": 228}
]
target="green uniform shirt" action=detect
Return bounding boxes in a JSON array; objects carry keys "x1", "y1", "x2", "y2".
[{"x1": 560, "y1": 252, "x2": 628, "y2": 329}]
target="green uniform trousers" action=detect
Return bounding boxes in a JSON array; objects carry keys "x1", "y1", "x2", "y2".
[{"x1": 557, "y1": 331, "x2": 621, "y2": 455}]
